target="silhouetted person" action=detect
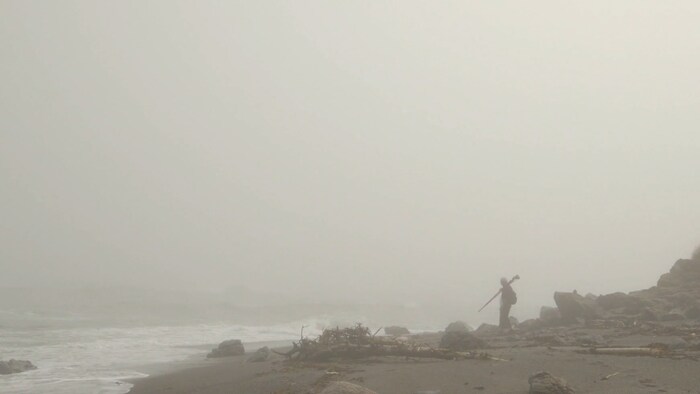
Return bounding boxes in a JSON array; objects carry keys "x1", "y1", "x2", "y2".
[{"x1": 499, "y1": 277, "x2": 517, "y2": 330}]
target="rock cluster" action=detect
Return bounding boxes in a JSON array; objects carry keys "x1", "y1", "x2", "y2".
[
  {"x1": 247, "y1": 346, "x2": 270, "y2": 362},
  {"x1": 528, "y1": 258, "x2": 700, "y2": 328},
  {"x1": 0, "y1": 359, "x2": 37, "y2": 375},
  {"x1": 207, "y1": 339, "x2": 245, "y2": 358}
]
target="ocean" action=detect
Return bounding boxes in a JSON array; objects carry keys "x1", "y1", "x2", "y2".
[{"x1": 0, "y1": 310, "x2": 331, "y2": 394}]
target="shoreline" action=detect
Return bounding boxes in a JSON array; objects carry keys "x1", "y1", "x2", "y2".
[{"x1": 127, "y1": 324, "x2": 700, "y2": 394}]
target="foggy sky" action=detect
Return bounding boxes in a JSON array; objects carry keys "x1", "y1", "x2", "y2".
[{"x1": 1, "y1": 1, "x2": 699, "y2": 313}]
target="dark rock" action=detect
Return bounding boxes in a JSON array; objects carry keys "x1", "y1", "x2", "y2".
[
  {"x1": 658, "y1": 259, "x2": 700, "y2": 288},
  {"x1": 320, "y1": 381, "x2": 377, "y2": 394},
  {"x1": 539, "y1": 306, "x2": 561, "y2": 323},
  {"x1": 207, "y1": 339, "x2": 245, "y2": 358},
  {"x1": 0, "y1": 359, "x2": 37, "y2": 375},
  {"x1": 445, "y1": 321, "x2": 473, "y2": 333},
  {"x1": 596, "y1": 292, "x2": 647, "y2": 314},
  {"x1": 439, "y1": 331, "x2": 485, "y2": 351},
  {"x1": 554, "y1": 292, "x2": 599, "y2": 324},
  {"x1": 528, "y1": 371, "x2": 575, "y2": 394},
  {"x1": 247, "y1": 346, "x2": 269, "y2": 362},
  {"x1": 475, "y1": 323, "x2": 499, "y2": 335},
  {"x1": 384, "y1": 326, "x2": 410, "y2": 336}
]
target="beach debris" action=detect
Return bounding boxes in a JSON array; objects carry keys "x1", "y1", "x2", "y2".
[
  {"x1": 600, "y1": 372, "x2": 619, "y2": 381},
  {"x1": 445, "y1": 321, "x2": 473, "y2": 333},
  {"x1": 0, "y1": 359, "x2": 37, "y2": 375},
  {"x1": 528, "y1": 371, "x2": 575, "y2": 394},
  {"x1": 247, "y1": 346, "x2": 270, "y2": 362},
  {"x1": 320, "y1": 381, "x2": 377, "y2": 394},
  {"x1": 274, "y1": 324, "x2": 501, "y2": 363},
  {"x1": 577, "y1": 345, "x2": 668, "y2": 357},
  {"x1": 439, "y1": 331, "x2": 485, "y2": 351},
  {"x1": 207, "y1": 339, "x2": 245, "y2": 358},
  {"x1": 384, "y1": 326, "x2": 410, "y2": 336},
  {"x1": 639, "y1": 378, "x2": 657, "y2": 388}
]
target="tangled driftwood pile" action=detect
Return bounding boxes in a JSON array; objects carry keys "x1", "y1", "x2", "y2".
[{"x1": 274, "y1": 324, "x2": 501, "y2": 363}]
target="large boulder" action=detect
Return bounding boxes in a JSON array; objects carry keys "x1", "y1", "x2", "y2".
[
  {"x1": 207, "y1": 339, "x2": 245, "y2": 358},
  {"x1": 384, "y1": 326, "x2": 410, "y2": 336},
  {"x1": 440, "y1": 331, "x2": 485, "y2": 350},
  {"x1": 528, "y1": 371, "x2": 575, "y2": 394},
  {"x1": 658, "y1": 259, "x2": 700, "y2": 288},
  {"x1": 247, "y1": 346, "x2": 270, "y2": 362},
  {"x1": 539, "y1": 306, "x2": 561, "y2": 325},
  {"x1": 554, "y1": 292, "x2": 599, "y2": 324},
  {"x1": 596, "y1": 292, "x2": 647, "y2": 314},
  {"x1": 320, "y1": 381, "x2": 377, "y2": 394},
  {"x1": 445, "y1": 321, "x2": 473, "y2": 333},
  {"x1": 0, "y1": 359, "x2": 37, "y2": 375}
]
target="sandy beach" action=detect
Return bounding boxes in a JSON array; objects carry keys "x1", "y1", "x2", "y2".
[{"x1": 128, "y1": 323, "x2": 700, "y2": 394}]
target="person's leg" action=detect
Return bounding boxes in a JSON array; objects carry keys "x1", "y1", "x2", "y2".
[{"x1": 500, "y1": 304, "x2": 512, "y2": 329}]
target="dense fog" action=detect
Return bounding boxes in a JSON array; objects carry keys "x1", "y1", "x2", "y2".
[{"x1": 2, "y1": 1, "x2": 699, "y2": 326}]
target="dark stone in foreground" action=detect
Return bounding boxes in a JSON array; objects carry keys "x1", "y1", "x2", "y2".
[
  {"x1": 0, "y1": 359, "x2": 37, "y2": 375},
  {"x1": 529, "y1": 371, "x2": 575, "y2": 394},
  {"x1": 207, "y1": 339, "x2": 245, "y2": 358},
  {"x1": 439, "y1": 331, "x2": 485, "y2": 351},
  {"x1": 384, "y1": 326, "x2": 411, "y2": 336}
]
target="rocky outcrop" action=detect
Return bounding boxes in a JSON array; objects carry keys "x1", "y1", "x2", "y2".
[
  {"x1": 543, "y1": 257, "x2": 700, "y2": 326},
  {"x1": 0, "y1": 359, "x2": 37, "y2": 375},
  {"x1": 247, "y1": 346, "x2": 269, "y2": 362},
  {"x1": 445, "y1": 321, "x2": 473, "y2": 333},
  {"x1": 657, "y1": 259, "x2": 700, "y2": 288},
  {"x1": 207, "y1": 339, "x2": 245, "y2": 358},
  {"x1": 384, "y1": 326, "x2": 410, "y2": 336},
  {"x1": 554, "y1": 292, "x2": 599, "y2": 324},
  {"x1": 320, "y1": 381, "x2": 377, "y2": 394},
  {"x1": 528, "y1": 371, "x2": 575, "y2": 394},
  {"x1": 439, "y1": 331, "x2": 485, "y2": 351}
]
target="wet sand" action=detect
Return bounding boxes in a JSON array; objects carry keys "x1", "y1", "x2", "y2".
[{"x1": 128, "y1": 326, "x2": 700, "y2": 393}]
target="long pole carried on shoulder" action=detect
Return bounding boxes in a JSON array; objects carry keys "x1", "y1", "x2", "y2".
[{"x1": 478, "y1": 274, "x2": 520, "y2": 312}]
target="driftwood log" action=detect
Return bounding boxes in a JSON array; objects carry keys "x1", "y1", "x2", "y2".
[{"x1": 273, "y1": 324, "x2": 503, "y2": 362}]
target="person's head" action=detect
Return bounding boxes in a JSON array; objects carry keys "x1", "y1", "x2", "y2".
[{"x1": 501, "y1": 277, "x2": 508, "y2": 286}]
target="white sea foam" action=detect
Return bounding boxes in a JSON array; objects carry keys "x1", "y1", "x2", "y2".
[
  {"x1": 0, "y1": 317, "x2": 333, "y2": 394},
  {"x1": 0, "y1": 307, "x2": 444, "y2": 394}
]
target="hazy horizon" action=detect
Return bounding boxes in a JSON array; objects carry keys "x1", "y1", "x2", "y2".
[{"x1": 2, "y1": 1, "x2": 699, "y2": 320}]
